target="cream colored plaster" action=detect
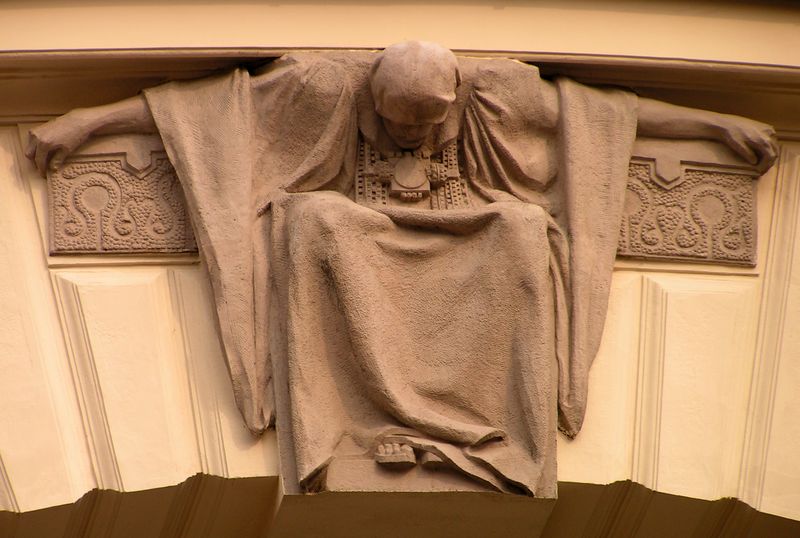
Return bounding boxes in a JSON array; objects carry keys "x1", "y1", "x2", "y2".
[
  {"x1": 0, "y1": 125, "x2": 279, "y2": 514},
  {"x1": 0, "y1": 1, "x2": 799, "y2": 523},
  {"x1": 0, "y1": 127, "x2": 95, "y2": 512},
  {"x1": 757, "y1": 143, "x2": 800, "y2": 518},
  {"x1": 643, "y1": 275, "x2": 758, "y2": 500},
  {"x1": 2, "y1": 72, "x2": 799, "y2": 518},
  {"x1": 0, "y1": 2, "x2": 798, "y2": 67},
  {"x1": 557, "y1": 272, "x2": 641, "y2": 485}
]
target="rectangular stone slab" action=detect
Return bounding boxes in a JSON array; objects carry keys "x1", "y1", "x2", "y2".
[
  {"x1": 48, "y1": 134, "x2": 196, "y2": 254},
  {"x1": 622, "y1": 138, "x2": 759, "y2": 266}
]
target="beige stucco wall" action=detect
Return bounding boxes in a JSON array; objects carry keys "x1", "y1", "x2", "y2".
[
  {"x1": 1, "y1": 0, "x2": 799, "y2": 528},
  {"x1": 1, "y1": 1, "x2": 800, "y2": 67}
]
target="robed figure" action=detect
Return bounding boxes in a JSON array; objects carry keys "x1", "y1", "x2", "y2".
[{"x1": 26, "y1": 42, "x2": 776, "y2": 497}]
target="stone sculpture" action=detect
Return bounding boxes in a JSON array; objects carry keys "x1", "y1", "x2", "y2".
[{"x1": 25, "y1": 42, "x2": 777, "y2": 497}]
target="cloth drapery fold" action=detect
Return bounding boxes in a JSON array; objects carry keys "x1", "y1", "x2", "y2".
[{"x1": 144, "y1": 51, "x2": 637, "y2": 496}]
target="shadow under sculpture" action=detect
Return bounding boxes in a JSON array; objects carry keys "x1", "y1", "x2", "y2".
[{"x1": 26, "y1": 42, "x2": 777, "y2": 497}]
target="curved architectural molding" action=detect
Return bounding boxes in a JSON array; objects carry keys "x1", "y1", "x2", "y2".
[
  {"x1": 2, "y1": 476, "x2": 799, "y2": 538},
  {"x1": 740, "y1": 144, "x2": 800, "y2": 513},
  {"x1": 0, "y1": 455, "x2": 19, "y2": 514}
]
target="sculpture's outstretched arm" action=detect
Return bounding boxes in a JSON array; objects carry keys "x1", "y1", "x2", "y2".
[
  {"x1": 637, "y1": 97, "x2": 778, "y2": 173},
  {"x1": 25, "y1": 95, "x2": 156, "y2": 174}
]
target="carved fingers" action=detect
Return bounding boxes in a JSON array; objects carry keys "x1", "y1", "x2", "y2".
[
  {"x1": 26, "y1": 131, "x2": 64, "y2": 174},
  {"x1": 374, "y1": 441, "x2": 416, "y2": 467},
  {"x1": 25, "y1": 111, "x2": 93, "y2": 176},
  {"x1": 719, "y1": 117, "x2": 779, "y2": 174}
]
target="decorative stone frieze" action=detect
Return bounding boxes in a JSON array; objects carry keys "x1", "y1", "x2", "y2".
[
  {"x1": 620, "y1": 139, "x2": 759, "y2": 266},
  {"x1": 49, "y1": 136, "x2": 759, "y2": 266},
  {"x1": 48, "y1": 135, "x2": 196, "y2": 254}
]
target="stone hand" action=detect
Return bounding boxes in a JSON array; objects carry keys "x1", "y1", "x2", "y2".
[
  {"x1": 25, "y1": 95, "x2": 156, "y2": 176},
  {"x1": 637, "y1": 98, "x2": 779, "y2": 175},
  {"x1": 716, "y1": 115, "x2": 778, "y2": 174},
  {"x1": 25, "y1": 109, "x2": 96, "y2": 175}
]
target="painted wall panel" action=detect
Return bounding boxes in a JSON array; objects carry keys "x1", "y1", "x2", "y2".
[
  {"x1": 0, "y1": 128, "x2": 94, "y2": 511},
  {"x1": 642, "y1": 275, "x2": 758, "y2": 500},
  {"x1": 53, "y1": 269, "x2": 201, "y2": 492},
  {"x1": 758, "y1": 144, "x2": 800, "y2": 520},
  {"x1": 169, "y1": 267, "x2": 278, "y2": 479},
  {"x1": 557, "y1": 271, "x2": 641, "y2": 484},
  {"x1": 0, "y1": 2, "x2": 799, "y2": 67}
]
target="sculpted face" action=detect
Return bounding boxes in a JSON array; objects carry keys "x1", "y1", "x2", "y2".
[
  {"x1": 370, "y1": 41, "x2": 460, "y2": 150},
  {"x1": 381, "y1": 119, "x2": 436, "y2": 149},
  {"x1": 379, "y1": 101, "x2": 450, "y2": 149}
]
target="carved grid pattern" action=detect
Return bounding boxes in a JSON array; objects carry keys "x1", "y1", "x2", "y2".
[
  {"x1": 355, "y1": 141, "x2": 388, "y2": 206},
  {"x1": 356, "y1": 139, "x2": 472, "y2": 209}
]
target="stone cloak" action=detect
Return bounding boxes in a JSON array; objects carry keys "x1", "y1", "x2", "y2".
[{"x1": 143, "y1": 51, "x2": 637, "y2": 496}]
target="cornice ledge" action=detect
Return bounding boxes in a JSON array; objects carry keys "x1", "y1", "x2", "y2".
[{"x1": 0, "y1": 48, "x2": 799, "y2": 95}]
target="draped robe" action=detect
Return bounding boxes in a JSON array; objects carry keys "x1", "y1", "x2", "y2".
[{"x1": 144, "y1": 51, "x2": 638, "y2": 497}]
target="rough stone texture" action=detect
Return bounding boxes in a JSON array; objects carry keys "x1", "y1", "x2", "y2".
[
  {"x1": 50, "y1": 138, "x2": 758, "y2": 266},
  {"x1": 142, "y1": 48, "x2": 641, "y2": 498},
  {"x1": 619, "y1": 138, "x2": 759, "y2": 266},
  {"x1": 49, "y1": 135, "x2": 196, "y2": 254},
  {"x1": 620, "y1": 162, "x2": 756, "y2": 265},
  {"x1": 27, "y1": 42, "x2": 777, "y2": 498}
]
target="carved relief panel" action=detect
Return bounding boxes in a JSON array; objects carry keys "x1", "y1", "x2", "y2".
[
  {"x1": 621, "y1": 139, "x2": 758, "y2": 266},
  {"x1": 48, "y1": 135, "x2": 759, "y2": 266},
  {"x1": 48, "y1": 135, "x2": 196, "y2": 254}
]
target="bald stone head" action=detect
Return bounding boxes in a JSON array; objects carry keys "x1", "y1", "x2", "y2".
[{"x1": 370, "y1": 41, "x2": 460, "y2": 149}]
